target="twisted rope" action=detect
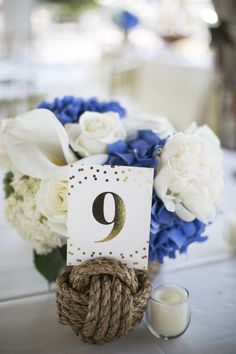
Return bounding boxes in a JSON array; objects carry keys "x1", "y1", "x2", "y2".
[{"x1": 56, "y1": 257, "x2": 151, "y2": 344}]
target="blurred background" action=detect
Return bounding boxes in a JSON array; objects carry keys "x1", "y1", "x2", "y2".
[
  {"x1": 0, "y1": 0, "x2": 235, "y2": 146},
  {"x1": 0, "y1": 0, "x2": 236, "y2": 300}
]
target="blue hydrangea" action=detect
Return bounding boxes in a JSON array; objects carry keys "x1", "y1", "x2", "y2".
[
  {"x1": 114, "y1": 10, "x2": 140, "y2": 32},
  {"x1": 38, "y1": 96, "x2": 126, "y2": 125},
  {"x1": 149, "y1": 193, "x2": 207, "y2": 263},
  {"x1": 106, "y1": 130, "x2": 165, "y2": 169},
  {"x1": 106, "y1": 129, "x2": 207, "y2": 263}
]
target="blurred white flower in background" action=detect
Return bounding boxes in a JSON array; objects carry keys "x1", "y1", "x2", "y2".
[{"x1": 154, "y1": 124, "x2": 224, "y2": 223}]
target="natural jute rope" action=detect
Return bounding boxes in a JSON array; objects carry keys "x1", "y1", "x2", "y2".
[{"x1": 56, "y1": 257, "x2": 151, "y2": 344}]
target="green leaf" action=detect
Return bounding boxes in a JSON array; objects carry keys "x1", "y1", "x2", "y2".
[
  {"x1": 3, "y1": 171, "x2": 14, "y2": 198},
  {"x1": 33, "y1": 245, "x2": 67, "y2": 283}
]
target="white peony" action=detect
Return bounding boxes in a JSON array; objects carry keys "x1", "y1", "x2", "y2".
[
  {"x1": 65, "y1": 111, "x2": 126, "y2": 157},
  {"x1": 5, "y1": 174, "x2": 66, "y2": 254},
  {"x1": 154, "y1": 124, "x2": 224, "y2": 223},
  {"x1": 36, "y1": 178, "x2": 68, "y2": 236}
]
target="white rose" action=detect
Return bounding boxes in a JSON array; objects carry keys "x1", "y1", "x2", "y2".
[
  {"x1": 154, "y1": 124, "x2": 224, "y2": 223},
  {"x1": 65, "y1": 111, "x2": 126, "y2": 157},
  {"x1": 36, "y1": 178, "x2": 68, "y2": 236}
]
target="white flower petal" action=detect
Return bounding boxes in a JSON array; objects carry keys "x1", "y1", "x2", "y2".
[
  {"x1": 65, "y1": 123, "x2": 81, "y2": 141},
  {"x1": 36, "y1": 178, "x2": 68, "y2": 237},
  {"x1": 185, "y1": 122, "x2": 197, "y2": 134},
  {"x1": 4, "y1": 109, "x2": 76, "y2": 178},
  {"x1": 77, "y1": 153, "x2": 108, "y2": 166},
  {"x1": 47, "y1": 219, "x2": 67, "y2": 236},
  {"x1": 162, "y1": 196, "x2": 176, "y2": 212},
  {"x1": 154, "y1": 166, "x2": 171, "y2": 200},
  {"x1": 175, "y1": 203, "x2": 195, "y2": 222},
  {"x1": 76, "y1": 135, "x2": 106, "y2": 157},
  {"x1": 155, "y1": 124, "x2": 223, "y2": 222}
]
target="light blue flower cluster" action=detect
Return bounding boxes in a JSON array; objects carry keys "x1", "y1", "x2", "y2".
[{"x1": 38, "y1": 96, "x2": 126, "y2": 125}]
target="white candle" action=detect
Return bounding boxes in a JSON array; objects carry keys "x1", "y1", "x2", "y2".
[{"x1": 146, "y1": 284, "x2": 190, "y2": 339}]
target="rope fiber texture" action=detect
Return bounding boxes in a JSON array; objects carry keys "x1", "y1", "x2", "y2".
[{"x1": 56, "y1": 257, "x2": 151, "y2": 344}]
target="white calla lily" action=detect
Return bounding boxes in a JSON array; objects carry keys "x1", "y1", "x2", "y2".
[
  {"x1": 75, "y1": 154, "x2": 108, "y2": 166},
  {"x1": 2, "y1": 108, "x2": 109, "y2": 179},
  {"x1": 3, "y1": 109, "x2": 76, "y2": 178}
]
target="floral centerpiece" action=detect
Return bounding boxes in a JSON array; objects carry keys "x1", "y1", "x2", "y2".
[{"x1": 0, "y1": 96, "x2": 224, "y2": 281}]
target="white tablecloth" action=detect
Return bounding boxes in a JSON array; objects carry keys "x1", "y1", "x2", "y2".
[{"x1": 0, "y1": 258, "x2": 236, "y2": 354}]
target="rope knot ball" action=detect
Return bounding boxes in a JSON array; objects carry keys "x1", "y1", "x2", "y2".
[{"x1": 56, "y1": 258, "x2": 151, "y2": 344}]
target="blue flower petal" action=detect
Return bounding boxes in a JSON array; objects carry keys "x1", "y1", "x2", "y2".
[
  {"x1": 138, "y1": 130, "x2": 164, "y2": 146},
  {"x1": 148, "y1": 192, "x2": 207, "y2": 263},
  {"x1": 114, "y1": 10, "x2": 139, "y2": 32},
  {"x1": 114, "y1": 153, "x2": 134, "y2": 165},
  {"x1": 157, "y1": 207, "x2": 174, "y2": 226},
  {"x1": 129, "y1": 139, "x2": 149, "y2": 157},
  {"x1": 134, "y1": 158, "x2": 157, "y2": 168},
  {"x1": 181, "y1": 222, "x2": 196, "y2": 237},
  {"x1": 108, "y1": 140, "x2": 127, "y2": 154},
  {"x1": 168, "y1": 229, "x2": 186, "y2": 249},
  {"x1": 37, "y1": 96, "x2": 126, "y2": 125}
]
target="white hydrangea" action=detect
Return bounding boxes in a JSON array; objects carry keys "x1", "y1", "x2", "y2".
[{"x1": 5, "y1": 173, "x2": 66, "y2": 254}]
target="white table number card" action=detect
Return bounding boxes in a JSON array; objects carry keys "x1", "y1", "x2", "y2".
[{"x1": 67, "y1": 164, "x2": 154, "y2": 269}]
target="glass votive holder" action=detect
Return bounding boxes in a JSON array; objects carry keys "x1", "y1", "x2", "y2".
[{"x1": 146, "y1": 283, "x2": 191, "y2": 340}]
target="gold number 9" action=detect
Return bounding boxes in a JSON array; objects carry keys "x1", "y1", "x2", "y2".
[{"x1": 92, "y1": 192, "x2": 126, "y2": 243}]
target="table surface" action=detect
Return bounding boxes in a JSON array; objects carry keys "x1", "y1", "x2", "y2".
[
  {"x1": 0, "y1": 257, "x2": 236, "y2": 354},
  {"x1": 0, "y1": 149, "x2": 236, "y2": 354}
]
